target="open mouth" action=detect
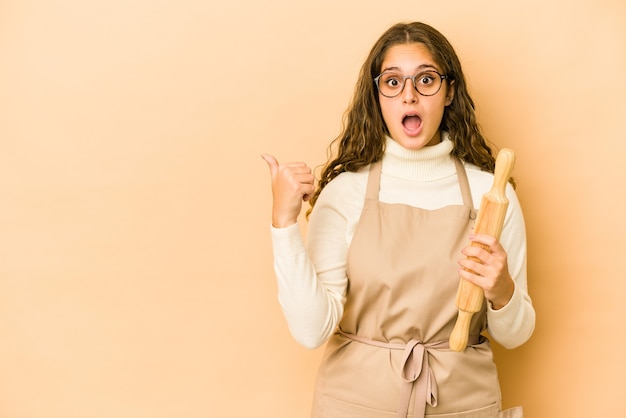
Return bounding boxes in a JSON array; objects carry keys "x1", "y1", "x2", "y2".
[{"x1": 402, "y1": 114, "x2": 422, "y2": 135}]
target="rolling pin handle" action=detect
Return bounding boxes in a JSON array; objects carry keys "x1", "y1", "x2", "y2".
[{"x1": 449, "y1": 310, "x2": 473, "y2": 352}]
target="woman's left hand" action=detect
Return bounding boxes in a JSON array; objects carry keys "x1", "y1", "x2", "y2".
[{"x1": 458, "y1": 233, "x2": 515, "y2": 310}]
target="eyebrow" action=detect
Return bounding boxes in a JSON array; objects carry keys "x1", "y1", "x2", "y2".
[{"x1": 380, "y1": 64, "x2": 440, "y2": 73}]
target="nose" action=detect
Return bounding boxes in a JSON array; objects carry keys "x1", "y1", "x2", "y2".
[{"x1": 401, "y1": 76, "x2": 418, "y2": 103}]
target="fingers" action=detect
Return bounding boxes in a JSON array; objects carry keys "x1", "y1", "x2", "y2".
[
  {"x1": 261, "y1": 154, "x2": 315, "y2": 227},
  {"x1": 467, "y1": 233, "x2": 498, "y2": 249},
  {"x1": 460, "y1": 238, "x2": 503, "y2": 273},
  {"x1": 458, "y1": 256, "x2": 492, "y2": 280},
  {"x1": 458, "y1": 260, "x2": 514, "y2": 310},
  {"x1": 261, "y1": 154, "x2": 313, "y2": 179},
  {"x1": 261, "y1": 154, "x2": 314, "y2": 184},
  {"x1": 458, "y1": 234, "x2": 513, "y2": 308},
  {"x1": 261, "y1": 154, "x2": 279, "y2": 177},
  {"x1": 463, "y1": 234, "x2": 505, "y2": 258},
  {"x1": 288, "y1": 170, "x2": 315, "y2": 200}
]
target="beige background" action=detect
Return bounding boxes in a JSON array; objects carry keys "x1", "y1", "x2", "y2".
[{"x1": 1, "y1": 0, "x2": 625, "y2": 417}]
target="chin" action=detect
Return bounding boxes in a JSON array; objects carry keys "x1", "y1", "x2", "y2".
[{"x1": 395, "y1": 136, "x2": 430, "y2": 150}]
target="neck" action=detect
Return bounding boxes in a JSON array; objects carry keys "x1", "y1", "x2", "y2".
[{"x1": 382, "y1": 132, "x2": 456, "y2": 181}]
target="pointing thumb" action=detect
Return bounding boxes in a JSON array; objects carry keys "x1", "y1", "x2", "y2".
[{"x1": 261, "y1": 153, "x2": 279, "y2": 176}]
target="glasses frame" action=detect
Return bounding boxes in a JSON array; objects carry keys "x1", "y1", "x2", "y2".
[{"x1": 374, "y1": 70, "x2": 448, "y2": 98}]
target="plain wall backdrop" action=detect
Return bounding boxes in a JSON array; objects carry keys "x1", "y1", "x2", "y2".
[{"x1": 1, "y1": 0, "x2": 625, "y2": 417}]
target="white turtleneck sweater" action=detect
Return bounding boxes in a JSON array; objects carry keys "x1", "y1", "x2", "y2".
[{"x1": 270, "y1": 135, "x2": 535, "y2": 350}]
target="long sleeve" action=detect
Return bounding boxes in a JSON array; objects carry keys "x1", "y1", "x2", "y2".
[
  {"x1": 271, "y1": 223, "x2": 343, "y2": 349},
  {"x1": 270, "y1": 172, "x2": 365, "y2": 349}
]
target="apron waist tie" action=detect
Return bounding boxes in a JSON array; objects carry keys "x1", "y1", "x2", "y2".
[{"x1": 337, "y1": 329, "x2": 482, "y2": 418}]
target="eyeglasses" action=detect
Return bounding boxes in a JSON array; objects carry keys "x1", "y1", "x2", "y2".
[{"x1": 374, "y1": 70, "x2": 448, "y2": 98}]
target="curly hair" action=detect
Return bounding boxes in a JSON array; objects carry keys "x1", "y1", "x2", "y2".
[{"x1": 308, "y1": 22, "x2": 511, "y2": 214}]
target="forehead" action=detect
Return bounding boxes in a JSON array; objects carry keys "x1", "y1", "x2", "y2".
[{"x1": 380, "y1": 43, "x2": 439, "y2": 72}]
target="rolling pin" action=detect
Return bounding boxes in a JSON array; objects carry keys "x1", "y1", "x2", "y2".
[{"x1": 449, "y1": 148, "x2": 515, "y2": 352}]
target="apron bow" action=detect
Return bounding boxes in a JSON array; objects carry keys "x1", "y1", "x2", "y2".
[
  {"x1": 398, "y1": 339, "x2": 439, "y2": 418},
  {"x1": 338, "y1": 329, "x2": 481, "y2": 418}
]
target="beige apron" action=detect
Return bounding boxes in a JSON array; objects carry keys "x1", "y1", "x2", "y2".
[{"x1": 311, "y1": 159, "x2": 523, "y2": 418}]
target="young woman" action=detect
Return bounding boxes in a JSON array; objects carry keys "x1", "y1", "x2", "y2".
[{"x1": 262, "y1": 21, "x2": 535, "y2": 418}]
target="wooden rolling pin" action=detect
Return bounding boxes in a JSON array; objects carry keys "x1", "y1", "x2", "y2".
[{"x1": 449, "y1": 148, "x2": 515, "y2": 352}]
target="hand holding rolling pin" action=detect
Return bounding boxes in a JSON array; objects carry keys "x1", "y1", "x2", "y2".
[
  {"x1": 261, "y1": 154, "x2": 315, "y2": 228},
  {"x1": 458, "y1": 233, "x2": 515, "y2": 310}
]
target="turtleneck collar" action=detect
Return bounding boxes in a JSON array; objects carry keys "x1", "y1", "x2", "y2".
[{"x1": 381, "y1": 132, "x2": 457, "y2": 181}]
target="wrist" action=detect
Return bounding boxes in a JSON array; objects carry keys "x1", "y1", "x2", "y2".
[
  {"x1": 489, "y1": 280, "x2": 515, "y2": 310},
  {"x1": 272, "y1": 213, "x2": 298, "y2": 228}
]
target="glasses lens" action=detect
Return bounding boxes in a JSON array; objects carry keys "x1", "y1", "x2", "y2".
[
  {"x1": 378, "y1": 72, "x2": 404, "y2": 97},
  {"x1": 414, "y1": 71, "x2": 442, "y2": 96}
]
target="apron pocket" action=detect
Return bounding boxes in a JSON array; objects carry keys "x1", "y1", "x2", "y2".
[
  {"x1": 498, "y1": 406, "x2": 523, "y2": 418},
  {"x1": 425, "y1": 402, "x2": 500, "y2": 417},
  {"x1": 313, "y1": 395, "x2": 396, "y2": 418}
]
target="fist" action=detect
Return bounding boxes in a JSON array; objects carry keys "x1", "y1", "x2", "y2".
[{"x1": 261, "y1": 154, "x2": 315, "y2": 228}]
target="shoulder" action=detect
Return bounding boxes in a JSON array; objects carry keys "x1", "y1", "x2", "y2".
[{"x1": 311, "y1": 166, "x2": 369, "y2": 219}]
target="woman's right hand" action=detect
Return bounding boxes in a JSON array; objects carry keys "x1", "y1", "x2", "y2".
[{"x1": 261, "y1": 154, "x2": 315, "y2": 228}]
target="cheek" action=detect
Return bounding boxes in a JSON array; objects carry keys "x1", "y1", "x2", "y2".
[
  {"x1": 426, "y1": 98, "x2": 448, "y2": 121},
  {"x1": 379, "y1": 100, "x2": 395, "y2": 127}
]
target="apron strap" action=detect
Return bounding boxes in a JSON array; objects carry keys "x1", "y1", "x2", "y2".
[
  {"x1": 365, "y1": 161, "x2": 382, "y2": 200},
  {"x1": 453, "y1": 157, "x2": 476, "y2": 212}
]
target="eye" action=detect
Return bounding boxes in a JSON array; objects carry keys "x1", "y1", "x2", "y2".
[
  {"x1": 416, "y1": 72, "x2": 437, "y2": 86},
  {"x1": 382, "y1": 73, "x2": 402, "y2": 88}
]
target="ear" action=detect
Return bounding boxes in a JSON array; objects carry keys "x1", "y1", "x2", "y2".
[{"x1": 445, "y1": 80, "x2": 455, "y2": 106}]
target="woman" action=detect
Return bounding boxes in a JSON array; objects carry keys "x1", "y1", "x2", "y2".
[{"x1": 262, "y1": 21, "x2": 535, "y2": 417}]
